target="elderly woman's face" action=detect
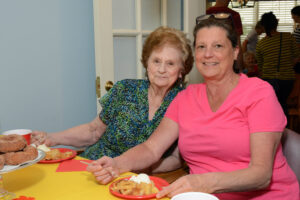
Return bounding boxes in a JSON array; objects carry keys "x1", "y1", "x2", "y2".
[
  {"x1": 194, "y1": 26, "x2": 239, "y2": 80},
  {"x1": 147, "y1": 45, "x2": 183, "y2": 89}
]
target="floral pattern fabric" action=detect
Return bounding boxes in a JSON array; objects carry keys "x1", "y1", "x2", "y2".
[{"x1": 80, "y1": 79, "x2": 183, "y2": 160}]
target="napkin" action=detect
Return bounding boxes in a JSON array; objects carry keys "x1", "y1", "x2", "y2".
[{"x1": 56, "y1": 159, "x2": 92, "y2": 172}]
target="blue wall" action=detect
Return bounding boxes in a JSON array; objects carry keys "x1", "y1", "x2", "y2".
[{"x1": 0, "y1": 0, "x2": 97, "y2": 132}]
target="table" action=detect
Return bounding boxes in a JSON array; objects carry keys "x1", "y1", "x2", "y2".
[{"x1": 3, "y1": 156, "x2": 170, "y2": 200}]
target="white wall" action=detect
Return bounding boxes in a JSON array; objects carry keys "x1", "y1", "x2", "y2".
[{"x1": 0, "y1": 0, "x2": 97, "y2": 133}]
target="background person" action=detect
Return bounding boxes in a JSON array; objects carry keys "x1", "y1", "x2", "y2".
[
  {"x1": 206, "y1": 0, "x2": 244, "y2": 72},
  {"x1": 291, "y1": 5, "x2": 300, "y2": 45},
  {"x1": 243, "y1": 51, "x2": 259, "y2": 77},
  {"x1": 87, "y1": 15, "x2": 299, "y2": 200},
  {"x1": 256, "y1": 12, "x2": 300, "y2": 118},
  {"x1": 242, "y1": 21, "x2": 264, "y2": 53},
  {"x1": 31, "y1": 26, "x2": 194, "y2": 172},
  {"x1": 288, "y1": 6, "x2": 300, "y2": 114}
]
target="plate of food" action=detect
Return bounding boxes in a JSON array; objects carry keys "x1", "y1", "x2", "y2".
[
  {"x1": 38, "y1": 147, "x2": 77, "y2": 163},
  {"x1": 0, "y1": 134, "x2": 45, "y2": 174},
  {"x1": 109, "y1": 173, "x2": 169, "y2": 199},
  {"x1": 0, "y1": 149, "x2": 45, "y2": 174}
]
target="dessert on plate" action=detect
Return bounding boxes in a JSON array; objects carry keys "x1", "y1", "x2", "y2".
[{"x1": 111, "y1": 173, "x2": 159, "y2": 196}]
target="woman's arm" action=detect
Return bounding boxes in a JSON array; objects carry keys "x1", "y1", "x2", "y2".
[
  {"x1": 87, "y1": 117, "x2": 179, "y2": 184},
  {"x1": 114, "y1": 118, "x2": 179, "y2": 173},
  {"x1": 242, "y1": 39, "x2": 248, "y2": 53},
  {"x1": 210, "y1": 131, "x2": 281, "y2": 193},
  {"x1": 150, "y1": 146, "x2": 183, "y2": 174},
  {"x1": 157, "y1": 131, "x2": 282, "y2": 198},
  {"x1": 32, "y1": 117, "x2": 107, "y2": 147}
]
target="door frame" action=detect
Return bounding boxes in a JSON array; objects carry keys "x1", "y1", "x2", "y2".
[{"x1": 93, "y1": 0, "x2": 206, "y2": 112}]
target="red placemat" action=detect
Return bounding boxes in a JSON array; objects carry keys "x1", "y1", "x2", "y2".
[
  {"x1": 13, "y1": 196, "x2": 35, "y2": 200},
  {"x1": 56, "y1": 159, "x2": 92, "y2": 172}
]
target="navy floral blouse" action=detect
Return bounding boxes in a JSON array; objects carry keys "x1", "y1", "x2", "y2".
[{"x1": 80, "y1": 79, "x2": 183, "y2": 160}]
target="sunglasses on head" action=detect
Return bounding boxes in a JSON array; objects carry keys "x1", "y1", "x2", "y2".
[{"x1": 196, "y1": 13, "x2": 232, "y2": 25}]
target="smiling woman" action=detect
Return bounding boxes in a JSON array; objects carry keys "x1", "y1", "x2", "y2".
[
  {"x1": 86, "y1": 16, "x2": 299, "y2": 200},
  {"x1": 194, "y1": 26, "x2": 239, "y2": 86},
  {"x1": 31, "y1": 27, "x2": 194, "y2": 175},
  {"x1": 147, "y1": 46, "x2": 185, "y2": 120}
]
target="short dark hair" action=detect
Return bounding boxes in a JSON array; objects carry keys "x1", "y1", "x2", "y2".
[
  {"x1": 193, "y1": 17, "x2": 238, "y2": 48},
  {"x1": 291, "y1": 5, "x2": 300, "y2": 16},
  {"x1": 260, "y1": 12, "x2": 278, "y2": 37}
]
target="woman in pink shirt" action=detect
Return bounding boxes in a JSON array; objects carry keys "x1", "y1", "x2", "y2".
[{"x1": 87, "y1": 15, "x2": 299, "y2": 199}]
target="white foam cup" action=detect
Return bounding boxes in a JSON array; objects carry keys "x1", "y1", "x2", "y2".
[{"x1": 2, "y1": 129, "x2": 32, "y2": 145}]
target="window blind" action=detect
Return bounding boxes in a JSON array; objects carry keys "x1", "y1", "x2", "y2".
[{"x1": 211, "y1": 0, "x2": 300, "y2": 42}]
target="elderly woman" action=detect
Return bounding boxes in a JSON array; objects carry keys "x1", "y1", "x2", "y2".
[
  {"x1": 31, "y1": 26, "x2": 193, "y2": 168},
  {"x1": 87, "y1": 15, "x2": 299, "y2": 199}
]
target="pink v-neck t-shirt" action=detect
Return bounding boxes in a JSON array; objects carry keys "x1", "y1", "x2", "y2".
[{"x1": 165, "y1": 74, "x2": 299, "y2": 199}]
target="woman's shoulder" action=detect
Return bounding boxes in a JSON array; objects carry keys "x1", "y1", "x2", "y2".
[
  {"x1": 258, "y1": 35, "x2": 272, "y2": 43},
  {"x1": 228, "y1": 75, "x2": 278, "y2": 109},
  {"x1": 257, "y1": 34, "x2": 279, "y2": 47},
  {"x1": 114, "y1": 79, "x2": 148, "y2": 90},
  {"x1": 104, "y1": 79, "x2": 148, "y2": 99},
  {"x1": 117, "y1": 79, "x2": 147, "y2": 86},
  {"x1": 240, "y1": 73, "x2": 266, "y2": 85},
  {"x1": 176, "y1": 83, "x2": 204, "y2": 97},
  {"x1": 239, "y1": 74, "x2": 273, "y2": 95},
  {"x1": 184, "y1": 83, "x2": 204, "y2": 91},
  {"x1": 283, "y1": 32, "x2": 294, "y2": 38},
  {"x1": 280, "y1": 32, "x2": 296, "y2": 41},
  {"x1": 256, "y1": 36, "x2": 267, "y2": 47}
]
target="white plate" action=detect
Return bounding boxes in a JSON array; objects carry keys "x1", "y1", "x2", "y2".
[
  {"x1": 171, "y1": 192, "x2": 219, "y2": 200},
  {"x1": 0, "y1": 149, "x2": 45, "y2": 174}
]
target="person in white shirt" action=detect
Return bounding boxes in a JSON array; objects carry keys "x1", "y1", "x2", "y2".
[{"x1": 242, "y1": 21, "x2": 264, "y2": 53}]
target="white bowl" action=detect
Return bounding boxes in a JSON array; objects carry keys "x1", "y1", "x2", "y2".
[{"x1": 171, "y1": 192, "x2": 219, "y2": 200}]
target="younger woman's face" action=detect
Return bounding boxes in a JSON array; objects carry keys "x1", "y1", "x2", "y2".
[{"x1": 194, "y1": 26, "x2": 239, "y2": 81}]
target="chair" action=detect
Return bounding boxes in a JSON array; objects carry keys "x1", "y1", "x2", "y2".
[
  {"x1": 282, "y1": 128, "x2": 300, "y2": 185},
  {"x1": 287, "y1": 79, "x2": 300, "y2": 132},
  {"x1": 288, "y1": 103, "x2": 300, "y2": 132}
]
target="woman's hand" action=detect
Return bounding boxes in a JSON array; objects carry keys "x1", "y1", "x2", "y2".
[
  {"x1": 31, "y1": 131, "x2": 50, "y2": 146},
  {"x1": 156, "y1": 174, "x2": 212, "y2": 198},
  {"x1": 86, "y1": 156, "x2": 121, "y2": 184}
]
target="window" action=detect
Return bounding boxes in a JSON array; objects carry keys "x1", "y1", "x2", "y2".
[{"x1": 209, "y1": 0, "x2": 300, "y2": 42}]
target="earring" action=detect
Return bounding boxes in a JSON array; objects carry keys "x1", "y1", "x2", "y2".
[{"x1": 178, "y1": 76, "x2": 183, "y2": 88}]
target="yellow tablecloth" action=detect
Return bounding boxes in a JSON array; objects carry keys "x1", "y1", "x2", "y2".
[{"x1": 3, "y1": 157, "x2": 169, "y2": 200}]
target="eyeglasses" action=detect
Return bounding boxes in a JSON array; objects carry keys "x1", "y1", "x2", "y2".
[{"x1": 196, "y1": 13, "x2": 232, "y2": 25}]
